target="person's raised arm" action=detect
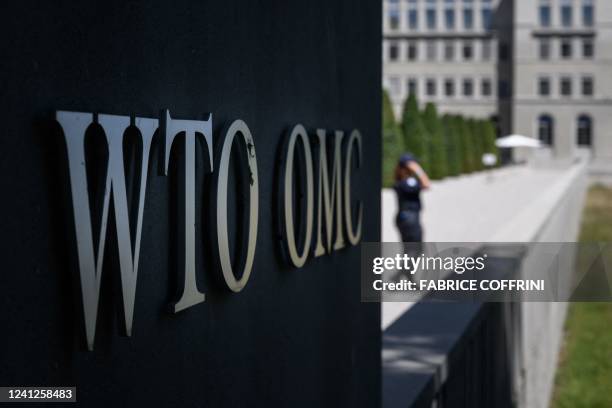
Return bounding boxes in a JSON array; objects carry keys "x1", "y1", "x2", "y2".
[{"x1": 407, "y1": 161, "x2": 431, "y2": 190}]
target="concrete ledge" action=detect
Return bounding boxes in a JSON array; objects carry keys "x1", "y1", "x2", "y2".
[
  {"x1": 491, "y1": 161, "x2": 587, "y2": 242},
  {"x1": 383, "y1": 300, "x2": 518, "y2": 408},
  {"x1": 382, "y1": 303, "x2": 483, "y2": 408},
  {"x1": 382, "y1": 161, "x2": 590, "y2": 408}
]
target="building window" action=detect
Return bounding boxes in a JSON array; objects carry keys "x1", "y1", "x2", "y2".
[
  {"x1": 560, "y1": 77, "x2": 572, "y2": 97},
  {"x1": 445, "y1": 8, "x2": 455, "y2": 30},
  {"x1": 539, "y1": 1, "x2": 551, "y2": 27},
  {"x1": 463, "y1": 8, "x2": 474, "y2": 30},
  {"x1": 389, "y1": 42, "x2": 399, "y2": 61},
  {"x1": 426, "y1": 10, "x2": 437, "y2": 29},
  {"x1": 482, "y1": 6, "x2": 493, "y2": 30},
  {"x1": 582, "y1": 76, "x2": 594, "y2": 96},
  {"x1": 583, "y1": 38, "x2": 594, "y2": 58},
  {"x1": 482, "y1": 40, "x2": 492, "y2": 60},
  {"x1": 427, "y1": 41, "x2": 437, "y2": 61},
  {"x1": 583, "y1": 0, "x2": 594, "y2": 27},
  {"x1": 538, "y1": 115, "x2": 554, "y2": 146},
  {"x1": 561, "y1": 39, "x2": 572, "y2": 58},
  {"x1": 577, "y1": 115, "x2": 592, "y2": 146},
  {"x1": 463, "y1": 79, "x2": 474, "y2": 97},
  {"x1": 407, "y1": 78, "x2": 418, "y2": 97},
  {"x1": 426, "y1": 0, "x2": 437, "y2": 30},
  {"x1": 482, "y1": 78, "x2": 492, "y2": 97},
  {"x1": 389, "y1": 8, "x2": 400, "y2": 30},
  {"x1": 445, "y1": 79, "x2": 455, "y2": 97},
  {"x1": 407, "y1": 42, "x2": 418, "y2": 61},
  {"x1": 539, "y1": 39, "x2": 551, "y2": 59},
  {"x1": 463, "y1": 40, "x2": 473, "y2": 60},
  {"x1": 561, "y1": 0, "x2": 573, "y2": 27},
  {"x1": 426, "y1": 78, "x2": 437, "y2": 97},
  {"x1": 539, "y1": 77, "x2": 551, "y2": 97},
  {"x1": 408, "y1": 10, "x2": 418, "y2": 29},
  {"x1": 444, "y1": 41, "x2": 455, "y2": 61}
]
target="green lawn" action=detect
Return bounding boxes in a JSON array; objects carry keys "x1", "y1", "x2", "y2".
[{"x1": 551, "y1": 185, "x2": 612, "y2": 408}]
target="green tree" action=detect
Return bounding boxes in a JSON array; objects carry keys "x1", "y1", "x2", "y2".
[
  {"x1": 401, "y1": 93, "x2": 430, "y2": 173},
  {"x1": 422, "y1": 103, "x2": 447, "y2": 179},
  {"x1": 457, "y1": 116, "x2": 474, "y2": 173},
  {"x1": 442, "y1": 114, "x2": 461, "y2": 177},
  {"x1": 382, "y1": 90, "x2": 404, "y2": 187},
  {"x1": 468, "y1": 119, "x2": 484, "y2": 171},
  {"x1": 480, "y1": 119, "x2": 500, "y2": 167}
]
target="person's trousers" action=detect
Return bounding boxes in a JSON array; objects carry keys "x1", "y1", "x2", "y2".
[{"x1": 396, "y1": 210, "x2": 422, "y2": 243}]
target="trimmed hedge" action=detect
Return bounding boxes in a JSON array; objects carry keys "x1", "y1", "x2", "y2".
[
  {"x1": 382, "y1": 90, "x2": 404, "y2": 187},
  {"x1": 381, "y1": 93, "x2": 498, "y2": 185},
  {"x1": 442, "y1": 114, "x2": 462, "y2": 177},
  {"x1": 423, "y1": 103, "x2": 447, "y2": 180},
  {"x1": 401, "y1": 93, "x2": 430, "y2": 173}
]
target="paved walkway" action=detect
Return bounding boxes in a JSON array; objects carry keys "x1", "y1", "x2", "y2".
[{"x1": 381, "y1": 164, "x2": 573, "y2": 329}]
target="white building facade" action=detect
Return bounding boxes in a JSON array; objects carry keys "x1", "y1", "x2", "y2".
[
  {"x1": 383, "y1": 0, "x2": 612, "y2": 172},
  {"x1": 513, "y1": 0, "x2": 612, "y2": 172}
]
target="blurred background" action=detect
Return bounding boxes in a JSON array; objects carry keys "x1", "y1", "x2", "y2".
[{"x1": 381, "y1": 1, "x2": 612, "y2": 407}]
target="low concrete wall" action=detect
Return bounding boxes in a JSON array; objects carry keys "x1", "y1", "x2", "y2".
[
  {"x1": 492, "y1": 161, "x2": 588, "y2": 408},
  {"x1": 383, "y1": 161, "x2": 589, "y2": 408}
]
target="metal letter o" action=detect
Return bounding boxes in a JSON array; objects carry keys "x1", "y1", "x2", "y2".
[
  {"x1": 216, "y1": 120, "x2": 259, "y2": 292},
  {"x1": 283, "y1": 124, "x2": 314, "y2": 268}
]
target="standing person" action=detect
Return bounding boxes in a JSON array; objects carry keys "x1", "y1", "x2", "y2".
[{"x1": 394, "y1": 153, "x2": 431, "y2": 242}]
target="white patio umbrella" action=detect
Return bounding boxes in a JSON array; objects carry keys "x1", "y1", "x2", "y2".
[{"x1": 495, "y1": 134, "x2": 542, "y2": 148}]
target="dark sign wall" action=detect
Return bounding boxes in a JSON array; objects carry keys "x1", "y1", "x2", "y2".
[{"x1": 0, "y1": 1, "x2": 381, "y2": 407}]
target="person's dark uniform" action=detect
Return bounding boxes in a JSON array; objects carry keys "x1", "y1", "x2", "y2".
[{"x1": 394, "y1": 155, "x2": 423, "y2": 242}]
